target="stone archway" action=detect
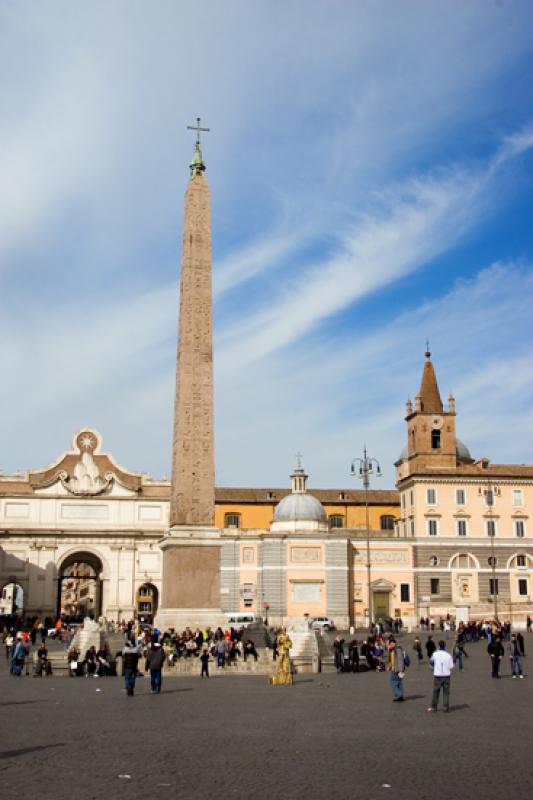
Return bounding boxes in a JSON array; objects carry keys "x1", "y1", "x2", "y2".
[
  {"x1": 0, "y1": 581, "x2": 24, "y2": 617},
  {"x1": 57, "y1": 552, "x2": 104, "y2": 620}
]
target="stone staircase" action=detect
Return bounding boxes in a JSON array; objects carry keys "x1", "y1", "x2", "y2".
[
  {"x1": 167, "y1": 648, "x2": 275, "y2": 676},
  {"x1": 287, "y1": 626, "x2": 320, "y2": 673},
  {"x1": 315, "y1": 629, "x2": 336, "y2": 672}
]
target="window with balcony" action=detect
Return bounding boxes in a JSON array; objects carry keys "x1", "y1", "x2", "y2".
[
  {"x1": 515, "y1": 520, "x2": 526, "y2": 538},
  {"x1": 486, "y1": 519, "x2": 496, "y2": 537},
  {"x1": 427, "y1": 518, "x2": 439, "y2": 536},
  {"x1": 457, "y1": 518, "x2": 468, "y2": 537}
]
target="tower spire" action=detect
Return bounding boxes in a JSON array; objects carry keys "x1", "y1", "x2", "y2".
[
  {"x1": 187, "y1": 117, "x2": 210, "y2": 176},
  {"x1": 417, "y1": 347, "x2": 443, "y2": 413}
]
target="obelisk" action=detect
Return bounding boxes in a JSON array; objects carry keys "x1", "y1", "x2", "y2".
[
  {"x1": 157, "y1": 119, "x2": 223, "y2": 630},
  {"x1": 170, "y1": 119, "x2": 215, "y2": 527}
]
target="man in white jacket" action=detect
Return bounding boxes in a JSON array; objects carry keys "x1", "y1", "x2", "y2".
[{"x1": 428, "y1": 640, "x2": 454, "y2": 713}]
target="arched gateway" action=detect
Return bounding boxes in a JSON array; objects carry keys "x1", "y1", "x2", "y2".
[{"x1": 57, "y1": 552, "x2": 104, "y2": 620}]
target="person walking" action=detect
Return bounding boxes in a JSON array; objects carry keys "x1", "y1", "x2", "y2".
[
  {"x1": 123, "y1": 640, "x2": 141, "y2": 696},
  {"x1": 488, "y1": 636, "x2": 504, "y2": 679},
  {"x1": 388, "y1": 638, "x2": 406, "y2": 702},
  {"x1": 427, "y1": 640, "x2": 454, "y2": 713},
  {"x1": 413, "y1": 636, "x2": 423, "y2": 663},
  {"x1": 425, "y1": 635, "x2": 436, "y2": 660},
  {"x1": 200, "y1": 644, "x2": 210, "y2": 678},
  {"x1": 508, "y1": 633, "x2": 525, "y2": 679},
  {"x1": 145, "y1": 640, "x2": 165, "y2": 693},
  {"x1": 452, "y1": 637, "x2": 465, "y2": 672},
  {"x1": 333, "y1": 636, "x2": 345, "y2": 673}
]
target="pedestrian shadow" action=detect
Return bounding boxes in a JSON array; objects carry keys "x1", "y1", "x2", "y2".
[
  {"x1": 0, "y1": 700, "x2": 45, "y2": 707},
  {"x1": 448, "y1": 703, "x2": 470, "y2": 712},
  {"x1": 294, "y1": 679, "x2": 315, "y2": 685},
  {"x1": 403, "y1": 694, "x2": 425, "y2": 701},
  {"x1": 0, "y1": 743, "x2": 65, "y2": 760}
]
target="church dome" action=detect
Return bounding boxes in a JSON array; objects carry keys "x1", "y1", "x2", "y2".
[
  {"x1": 271, "y1": 462, "x2": 328, "y2": 533},
  {"x1": 272, "y1": 492, "x2": 328, "y2": 524},
  {"x1": 456, "y1": 438, "x2": 472, "y2": 462}
]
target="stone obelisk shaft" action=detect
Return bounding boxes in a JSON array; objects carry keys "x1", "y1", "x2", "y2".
[{"x1": 170, "y1": 171, "x2": 214, "y2": 527}]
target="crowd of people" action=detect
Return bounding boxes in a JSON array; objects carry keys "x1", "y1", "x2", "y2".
[{"x1": 1, "y1": 612, "x2": 529, "y2": 708}]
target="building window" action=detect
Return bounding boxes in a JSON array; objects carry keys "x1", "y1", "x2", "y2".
[
  {"x1": 400, "y1": 584, "x2": 410, "y2": 602},
  {"x1": 518, "y1": 578, "x2": 528, "y2": 596},
  {"x1": 513, "y1": 490, "x2": 524, "y2": 507},
  {"x1": 139, "y1": 602, "x2": 152, "y2": 612},
  {"x1": 515, "y1": 520, "x2": 526, "y2": 538},
  {"x1": 429, "y1": 556, "x2": 439, "y2": 567},
  {"x1": 488, "y1": 556, "x2": 497, "y2": 567},
  {"x1": 489, "y1": 578, "x2": 499, "y2": 596},
  {"x1": 401, "y1": 494, "x2": 406, "y2": 509},
  {"x1": 410, "y1": 520, "x2": 415, "y2": 536},
  {"x1": 451, "y1": 554, "x2": 476, "y2": 569},
  {"x1": 430, "y1": 578, "x2": 440, "y2": 595},
  {"x1": 455, "y1": 488, "x2": 466, "y2": 505},
  {"x1": 431, "y1": 430, "x2": 441, "y2": 449},
  {"x1": 486, "y1": 519, "x2": 496, "y2": 537},
  {"x1": 516, "y1": 555, "x2": 527, "y2": 568},
  {"x1": 225, "y1": 513, "x2": 241, "y2": 528},
  {"x1": 329, "y1": 515, "x2": 345, "y2": 529},
  {"x1": 427, "y1": 488, "x2": 437, "y2": 505},
  {"x1": 457, "y1": 518, "x2": 468, "y2": 537},
  {"x1": 427, "y1": 518, "x2": 439, "y2": 536},
  {"x1": 380, "y1": 515, "x2": 395, "y2": 530},
  {"x1": 410, "y1": 490, "x2": 414, "y2": 507}
]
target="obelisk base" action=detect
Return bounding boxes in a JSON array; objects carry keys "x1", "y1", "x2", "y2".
[{"x1": 155, "y1": 527, "x2": 226, "y2": 631}]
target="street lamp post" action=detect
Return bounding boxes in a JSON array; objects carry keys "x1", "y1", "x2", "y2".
[
  {"x1": 351, "y1": 447, "x2": 382, "y2": 629},
  {"x1": 479, "y1": 482, "x2": 500, "y2": 620}
]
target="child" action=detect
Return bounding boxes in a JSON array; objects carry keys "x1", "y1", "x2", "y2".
[{"x1": 200, "y1": 644, "x2": 210, "y2": 678}]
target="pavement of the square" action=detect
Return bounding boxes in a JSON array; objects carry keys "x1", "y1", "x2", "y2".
[{"x1": 1, "y1": 633, "x2": 532, "y2": 800}]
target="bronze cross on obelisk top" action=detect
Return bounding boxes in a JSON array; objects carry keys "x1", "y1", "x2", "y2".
[{"x1": 187, "y1": 117, "x2": 210, "y2": 145}]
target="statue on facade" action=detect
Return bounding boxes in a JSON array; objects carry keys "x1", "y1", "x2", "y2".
[{"x1": 269, "y1": 627, "x2": 293, "y2": 686}]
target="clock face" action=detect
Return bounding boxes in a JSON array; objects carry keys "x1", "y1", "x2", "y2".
[{"x1": 431, "y1": 415, "x2": 444, "y2": 430}]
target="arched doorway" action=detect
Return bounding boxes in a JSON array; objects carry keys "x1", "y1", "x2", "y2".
[
  {"x1": 136, "y1": 583, "x2": 158, "y2": 624},
  {"x1": 0, "y1": 582, "x2": 24, "y2": 617},
  {"x1": 57, "y1": 552, "x2": 103, "y2": 621}
]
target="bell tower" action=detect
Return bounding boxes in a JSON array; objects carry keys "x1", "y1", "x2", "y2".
[{"x1": 397, "y1": 349, "x2": 457, "y2": 479}]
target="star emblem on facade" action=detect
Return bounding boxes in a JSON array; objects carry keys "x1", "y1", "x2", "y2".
[{"x1": 80, "y1": 434, "x2": 95, "y2": 450}]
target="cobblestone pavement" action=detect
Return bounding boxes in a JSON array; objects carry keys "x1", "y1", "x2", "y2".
[{"x1": 1, "y1": 634, "x2": 532, "y2": 800}]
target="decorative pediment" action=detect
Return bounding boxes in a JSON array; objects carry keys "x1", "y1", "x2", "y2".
[
  {"x1": 29, "y1": 429, "x2": 142, "y2": 496},
  {"x1": 371, "y1": 578, "x2": 395, "y2": 592}
]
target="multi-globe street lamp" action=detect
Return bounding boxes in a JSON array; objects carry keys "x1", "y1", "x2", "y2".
[{"x1": 350, "y1": 447, "x2": 382, "y2": 628}]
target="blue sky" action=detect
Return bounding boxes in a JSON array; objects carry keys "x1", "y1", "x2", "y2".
[{"x1": 1, "y1": 1, "x2": 533, "y2": 490}]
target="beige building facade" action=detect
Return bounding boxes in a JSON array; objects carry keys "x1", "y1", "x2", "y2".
[{"x1": 396, "y1": 350, "x2": 533, "y2": 627}]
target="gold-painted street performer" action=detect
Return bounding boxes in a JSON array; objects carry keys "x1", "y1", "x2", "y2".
[{"x1": 269, "y1": 627, "x2": 293, "y2": 686}]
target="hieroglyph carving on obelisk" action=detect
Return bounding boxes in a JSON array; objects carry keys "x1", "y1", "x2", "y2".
[{"x1": 170, "y1": 119, "x2": 215, "y2": 527}]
